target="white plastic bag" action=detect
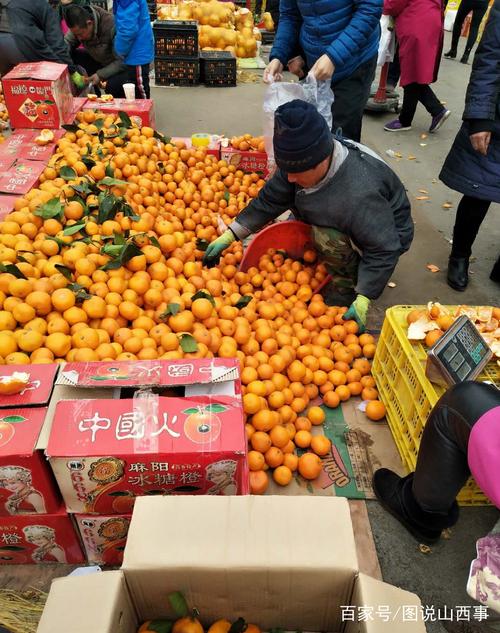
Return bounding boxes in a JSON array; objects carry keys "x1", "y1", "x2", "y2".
[
  {"x1": 377, "y1": 15, "x2": 395, "y2": 66},
  {"x1": 263, "y1": 73, "x2": 334, "y2": 165}
]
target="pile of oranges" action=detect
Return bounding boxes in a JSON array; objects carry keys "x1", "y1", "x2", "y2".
[
  {"x1": 229, "y1": 134, "x2": 265, "y2": 153},
  {"x1": 0, "y1": 110, "x2": 385, "y2": 490}
]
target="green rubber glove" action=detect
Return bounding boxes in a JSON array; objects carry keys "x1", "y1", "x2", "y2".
[
  {"x1": 71, "y1": 71, "x2": 86, "y2": 90},
  {"x1": 202, "y1": 230, "x2": 236, "y2": 268},
  {"x1": 343, "y1": 294, "x2": 370, "y2": 333}
]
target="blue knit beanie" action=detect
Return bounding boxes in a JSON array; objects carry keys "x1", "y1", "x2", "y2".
[{"x1": 273, "y1": 100, "x2": 333, "y2": 173}]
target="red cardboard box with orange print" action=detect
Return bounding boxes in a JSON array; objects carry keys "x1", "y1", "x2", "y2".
[
  {"x1": 2, "y1": 62, "x2": 73, "y2": 129},
  {"x1": 0, "y1": 506, "x2": 84, "y2": 564},
  {"x1": 0, "y1": 406, "x2": 61, "y2": 517},
  {"x1": 46, "y1": 393, "x2": 248, "y2": 514},
  {"x1": 75, "y1": 513, "x2": 131, "y2": 566}
]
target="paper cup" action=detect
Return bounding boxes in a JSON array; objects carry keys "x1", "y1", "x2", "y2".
[{"x1": 123, "y1": 83, "x2": 136, "y2": 101}]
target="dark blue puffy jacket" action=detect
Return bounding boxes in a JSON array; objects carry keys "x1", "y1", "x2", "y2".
[
  {"x1": 440, "y1": 0, "x2": 500, "y2": 203},
  {"x1": 269, "y1": 0, "x2": 382, "y2": 84}
]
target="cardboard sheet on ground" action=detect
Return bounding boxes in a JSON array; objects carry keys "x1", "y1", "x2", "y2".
[{"x1": 267, "y1": 399, "x2": 406, "y2": 498}]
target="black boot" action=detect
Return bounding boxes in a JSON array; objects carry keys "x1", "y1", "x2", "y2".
[
  {"x1": 490, "y1": 256, "x2": 500, "y2": 283},
  {"x1": 447, "y1": 255, "x2": 469, "y2": 291},
  {"x1": 444, "y1": 49, "x2": 457, "y2": 59},
  {"x1": 372, "y1": 469, "x2": 459, "y2": 545},
  {"x1": 460, "y1": 50, "x2": 471, "y2": 64}
]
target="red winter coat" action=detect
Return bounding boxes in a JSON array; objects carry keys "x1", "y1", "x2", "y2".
[{"x1": 384, "y1": 0, "x2": 444, "y2": 86}]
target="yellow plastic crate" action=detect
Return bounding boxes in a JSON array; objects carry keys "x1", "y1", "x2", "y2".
[{"x1": 372, "y1": 305, "x2": 500, "y2": 506}]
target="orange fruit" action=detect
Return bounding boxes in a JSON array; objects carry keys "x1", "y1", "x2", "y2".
[
  {"x1": 425, "y1": 329, "x2": 443, "y2": 347},
  {"x1": 273, "y1": 465, "x2": 293, "y2": 486},
  {"x1": 298, "y1": 453, "x2": 322, "y2": 480},
  {"x1": 347, "y1": 381, "x2": 363, "y2": 396},
  {"x1": 294, "y1": 417, "x2": 312, "y2": 432},
  {"x1": 310, "y1": 435, "x2": 332, "y2": 456},
  {"x1": 307, "y1": 406, "x2": 325, "y2": 426},
  {"x1": 283, "y1": 453, "x2": 299, "y2": 472},
  {"x1": 248, "y1": 450, "x2": 265, "y2": 471},
  {"x1": 323, "y1": 391, "x2": 340, "y2": 408},
  {"x1": 243, "y1": 392, "x2": 263, "y2": 415},
  {"x1": 269, "y1": 425, "x2": 289, "y2": 448},
  {"x1": 249, "y1": 470, "x2": 269, "y2": 494},
  {"x1": 265, "y1": 446, "x2": 284, "y2": 468},
  {"x1": 360, "y1": 375, "x2": 376, "y2": 388},
  {"x1": 52, "y1": 288, "x2": 75, "y2": 312},
  {"x1": 294, "y1": 430, "x2": 312, "y2": 448},
  {"x1": 251, "y1": 409, "x2": 276, "y2": 432},
  {"x1": 335, "y1": 385, "x2": 351, "y2": 402},
  {"x1": 361, "y1": 387, "x2": 378, "y2": 401},
  {"x1": 250, "y1": 431, "x2": 272, "y2": 453},
  {"x1": 365, "y1": 400, "x2": 386, "y2": 421}
]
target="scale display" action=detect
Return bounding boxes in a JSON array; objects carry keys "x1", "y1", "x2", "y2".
[{"x1": 425, "y1": 315, "x2": 492, "y2": 386}]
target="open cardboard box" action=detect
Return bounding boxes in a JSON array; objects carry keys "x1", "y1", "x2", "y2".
[
  {"x1": 36, "y1": 358, "x2": 241, "y2": 450},
  {"x1": 37, "y1": 496, "x2": 425, "y2": 633}
]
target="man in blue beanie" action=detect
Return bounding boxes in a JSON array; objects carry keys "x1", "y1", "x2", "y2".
[{"x1": 203, "y1": 100, "x2": 413, "y2": 331}]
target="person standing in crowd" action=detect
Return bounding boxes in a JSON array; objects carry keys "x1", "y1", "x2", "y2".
[
  {"x1": 440, "y1": 0, "x2": 500, "y2": 291},
  {"x1": 112, "y1": 0, "x2": 154, "y2": 99},
  {"x1": 383, "y1": 0, "x2": 450, "y2": 133},
  {"x1": 444, "y1": 0, "x2": 490, "y2": 64},
  {"x1": 0, "y1": 0, "x2": 76, "y2": 76},
  {"x1": 373, "y1": 381, "x2": 500, "y2": 544},
  {"x1": 263, "y1": 0, "x2": 382, "y2": 142},
  {"x1": 65, "y1": 5, "x2": 130, "y2": 97}
]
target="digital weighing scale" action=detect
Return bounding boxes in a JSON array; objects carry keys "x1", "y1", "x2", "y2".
[{"x1": 425, "y1": 315, "x2": 493, "y2": 387}]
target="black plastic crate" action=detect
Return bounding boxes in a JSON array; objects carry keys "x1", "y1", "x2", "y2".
[
  {"x1": 153, "y1": 20, "x2": 198, "y2": 58},
  {"x1": 155, "y1": 57, "x2": 199, "y2": 86},
  {"x1": 200, "y1": 51, "x2": 237, "y2": 87}
]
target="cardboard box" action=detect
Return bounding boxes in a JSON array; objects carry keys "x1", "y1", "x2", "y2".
[
  {"x1": 2, "y1": 62, "x2": 73, "y2": 129},
  {"x1": 82, "y1": 98, "x2": 156, "y2": 128},
  {"x1": 75, "y1": 513, "x2": 131, "y2": 565},
  {"x1": 0, "y1": 159, "x2": 46, "y2": 194},
  {"x1": 220, "y1": 146, "x2": 268, "y2": 177},
  {"x1": 17, "y1": 129, "x2": 65, "y2": 162},
  {"x1": 37, "y1": 497, "x2": 426, "y2": 632},
  {"x1": 46, "y1": 393, "x2": 249, "y2": 514},
  {"x1": 171, "y1": 136, "x2": 221, "y2": 159},
  {"x1": 0, "y1": 504, "x2": 83, "y2": 564},
  {"x1": 0, "y1": 194, "x2": 20, "y2": 219},
  {"x1": 0, "y1": 363, "x2": 58, "y2": 409},
  {"x1": 56, "y1": 358, "x2": 241, "y2": 396},
  {"x1": 0, "y1": 130, "x2": 35, "y2": 161},
  {"x1": 0, "y1": 406, "x2": 60, "y2": 516},
  {"x1": 66, "y1": 97, "x2": 88, "y2": 123}
]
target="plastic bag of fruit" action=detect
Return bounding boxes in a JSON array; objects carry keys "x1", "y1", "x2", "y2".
[{"x1": 263, "y1": 73, "x2": 334, "y2": 166}]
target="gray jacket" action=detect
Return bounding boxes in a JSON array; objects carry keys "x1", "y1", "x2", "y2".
[{"x1": 230, "y1": 141, "x2": 413, "y2": 300}]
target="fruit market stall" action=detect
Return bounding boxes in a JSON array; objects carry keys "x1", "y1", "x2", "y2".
[{"x1": 0, "y1": 58, "x2": 498, "y2": 633}]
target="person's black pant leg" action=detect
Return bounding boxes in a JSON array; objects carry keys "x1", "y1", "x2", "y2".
[
  {"x1": 399, "y1": 83, "x2": 420, "y2": 126},
  {"x1": 412, "y1": 382, "x2": 500, "y2": 513},
  {"x1": 418, "y1": 85, "x2": 444, "y2": 117},
  {"x1": 451, "y1": 0, "x2": 473, "y2": 51},
  {"x1": 466, "y1": 5, "x2": 488, "y2": 53},
  {"x1": 451, "y1": 195, "x2": 491, "y2": 257},
  {"x1": 387, "y1": 40, "x2": 400, "y2": 89},
  {"x1": 331, "y1": 55, "x2": 377, "y2": 142}
]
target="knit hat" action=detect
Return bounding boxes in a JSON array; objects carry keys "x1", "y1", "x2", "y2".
[{"x1": 273, "y1": 100, "x2": 333, "y2": 173}]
